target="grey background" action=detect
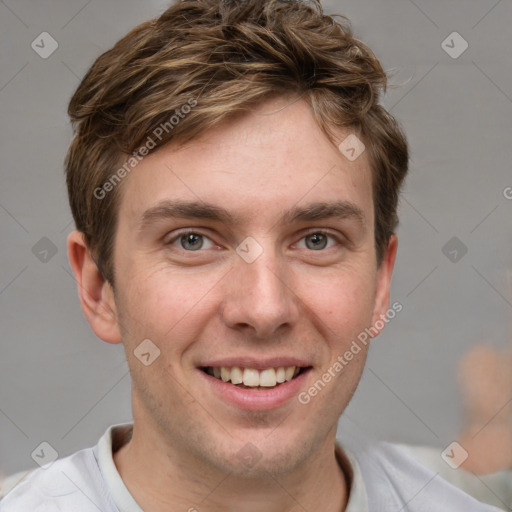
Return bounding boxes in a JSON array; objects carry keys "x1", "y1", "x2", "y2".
[{"x1": 1, "y1": 0, "x2": 511, "y2": 479}]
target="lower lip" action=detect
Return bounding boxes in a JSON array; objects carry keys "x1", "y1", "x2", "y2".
[{"x1": 198, "y1": 368, "x2": 312, "y2": 411}]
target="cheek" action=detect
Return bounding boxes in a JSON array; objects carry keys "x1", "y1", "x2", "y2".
[
  {"x1": 301, "y1": 267, "x2": 377, "y2": 343},
  {"x1": 121, "y1": 267, "x2": 219, "y2": 344}
]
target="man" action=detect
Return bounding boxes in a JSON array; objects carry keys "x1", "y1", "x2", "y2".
[{"x1": 0, "y1": 0, "x2": 506, "y2": 510}]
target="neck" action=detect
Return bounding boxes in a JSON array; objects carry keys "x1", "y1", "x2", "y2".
[{"x1": 113, "y1": 422, "x2": 351, "y2": 512}]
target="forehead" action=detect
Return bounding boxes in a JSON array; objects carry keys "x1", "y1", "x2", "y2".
[{"x1": 117, "y1": 96, "x2": 374, "y2": 230}]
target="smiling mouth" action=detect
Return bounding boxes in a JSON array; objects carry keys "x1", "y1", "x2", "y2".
[{"x1": 200, "y1": 366, "x2": 310, "y2": 390}]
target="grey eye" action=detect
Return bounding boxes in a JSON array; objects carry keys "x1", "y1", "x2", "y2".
[
  {"x1": 180, "y1": 233, "x2": 204, "y2": 251},
  {"x1": 305, "y1": 233, "x2": 329, "y2": 250},
  {"x1": 167, "y1": 231, "x2": 216, "y2": 252}
]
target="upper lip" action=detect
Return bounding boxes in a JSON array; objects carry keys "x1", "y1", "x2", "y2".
[{"x1": 198, "y1": 357, "x2": 312, "y2": 371}]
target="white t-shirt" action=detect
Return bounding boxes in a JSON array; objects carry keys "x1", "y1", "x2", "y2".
[{"x1": 0, "y1": 422, "x2": 507, "y2": 511}]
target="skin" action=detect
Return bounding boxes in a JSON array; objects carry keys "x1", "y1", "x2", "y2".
[
  {"x1": 68, "y1": 95, "x2": 397, "y2": 512},
  {"x1": 457, "y1": 344, "x2": 512, "y2": 474}
]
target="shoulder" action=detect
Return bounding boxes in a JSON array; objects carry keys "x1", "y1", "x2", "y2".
[
  {"x1": 350, "y1": 441, "x2": 504, "y2": 511},
  {"x1": 398, "y1": 442, "x2": 512, "y2": 510},
  {"x1": 0, "y1": 470, "x2": 36, "y2": 499},
  {"x1": 0, "y1": 447, "x2": 117, "y2": 512}
]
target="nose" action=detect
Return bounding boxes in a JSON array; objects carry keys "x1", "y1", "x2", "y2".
[{"x1": 220, "y1": 247, "x2": 300, "y2": 340}]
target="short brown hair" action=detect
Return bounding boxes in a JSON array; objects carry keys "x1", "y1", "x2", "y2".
[{"x1": 65, "y1": 0, "x2": 408, "y2": 285}]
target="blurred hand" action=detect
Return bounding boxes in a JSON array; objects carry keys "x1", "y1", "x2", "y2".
[{"x1": 457, "y1": 343, "x2": 512, "y2": 474}]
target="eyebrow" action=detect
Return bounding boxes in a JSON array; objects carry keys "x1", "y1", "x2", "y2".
[{"x1": 139, "y1": 199, "x2": 366, "y2": 230}]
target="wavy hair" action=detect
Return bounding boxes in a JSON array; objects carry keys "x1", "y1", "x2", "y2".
[{"x1": 65, "y1": 0, "x2": 409, "y2": 284}]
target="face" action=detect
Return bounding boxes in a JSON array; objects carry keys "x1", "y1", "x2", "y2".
[{"x1": 82, "y1": 96, "x2": 396, "y2": 477}]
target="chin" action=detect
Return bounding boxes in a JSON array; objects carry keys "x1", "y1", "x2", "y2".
[
  {"x1": 227, "y1": 448, "x2": 302, "y2": 479},
  {"x1": 205, "y1": 431, "x2": 312, "y2": 479}
]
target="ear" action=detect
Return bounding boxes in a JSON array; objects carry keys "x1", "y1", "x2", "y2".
[
  {"x1": 67, "y1": 230, "x2": 122, "y2": 344},
  {"x1": 370, "y1": 234, "x2": 398, "y2": 336}
]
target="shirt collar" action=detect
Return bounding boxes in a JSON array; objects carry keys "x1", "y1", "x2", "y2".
[
  {"x1": 335, "y1": 441, "x2": 369, "y2": 511},
  {"x1": 94, "y1": 423, "x2": 368, "y2": 512},
  {"x1": 93, "y1": 422, "x2": 143, "y2": 512}
]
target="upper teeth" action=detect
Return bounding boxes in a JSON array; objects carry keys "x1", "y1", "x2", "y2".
[{"x1": 208, "y1": 366, "x2": 300, "y2": 387}]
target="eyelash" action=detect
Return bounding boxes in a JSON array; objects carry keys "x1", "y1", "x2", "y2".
[{"x1": 165, "y1": 229, "x2": 343, "y2": 252}]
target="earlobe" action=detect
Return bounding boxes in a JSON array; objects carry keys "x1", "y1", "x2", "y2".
[
  {"x1": 67, "y1": 230, "x2": 123, "y2": 344},
  {"x1": 370, "y1": 234, "x2": 398, "y2": 336}
]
